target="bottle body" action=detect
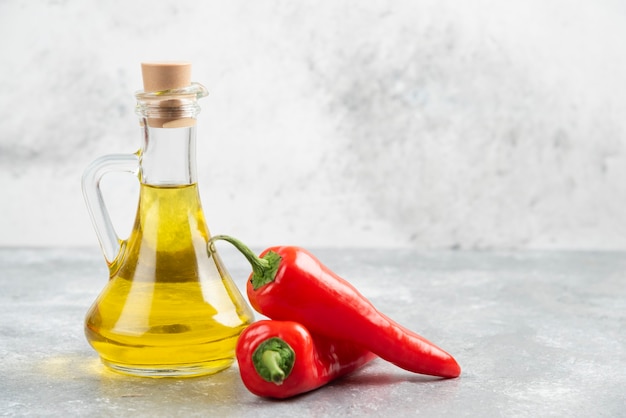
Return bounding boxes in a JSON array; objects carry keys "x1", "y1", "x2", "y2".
[{"x1": 85, "y1": 183, "x2": 253, "y2": 376}]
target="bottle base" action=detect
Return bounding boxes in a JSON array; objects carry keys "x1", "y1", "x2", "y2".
[{"x1": 100, "y1": 357, "x2": 234, "y2": 378}]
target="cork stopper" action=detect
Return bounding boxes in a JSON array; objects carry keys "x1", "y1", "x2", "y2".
[
  {"x1": 138, "y1": 62, "x2": 198, "y2": 128},
  {"x1": 141, "y1": 62, "x2": 192, "y2": 92}
]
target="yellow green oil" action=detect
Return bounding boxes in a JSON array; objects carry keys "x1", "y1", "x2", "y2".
[{"x1": 85, "y1": 183, "x2": 253, "y2": 377}]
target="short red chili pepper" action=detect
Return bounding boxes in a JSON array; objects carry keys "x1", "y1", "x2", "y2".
[
  {"x1": 236, "y1": 319, "x2": 376, "y2": 399},
  {"x1": 210, "y1": 235, "x2": 461, "y2": 378}
]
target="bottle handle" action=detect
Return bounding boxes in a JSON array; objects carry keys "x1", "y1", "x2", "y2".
[{"x1": 81, "y1": 153, "x2": 140, "y2": 266}]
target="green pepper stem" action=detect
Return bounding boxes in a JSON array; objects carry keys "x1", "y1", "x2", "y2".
[
  {"x1": 252, "y1": 337, "x2": 296, "y2": 385},
  {"x1": 210, "y1": 234, "x2": 268, "y2": 274},
  {"x1": 209, "y1": 235, "x2": 282, "y2": 290},
  {"x1": 261, "y1": 350, "x2": 286, "y2": 384}
]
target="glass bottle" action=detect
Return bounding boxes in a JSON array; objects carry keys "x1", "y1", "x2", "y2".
[{"x1": 81, "y1": 62, "x2": 254, "y2": 377}]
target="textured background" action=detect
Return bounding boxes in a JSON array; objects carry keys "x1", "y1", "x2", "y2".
[{"x1": 1, "y1": 0, "x2": 625, "y2": 250}]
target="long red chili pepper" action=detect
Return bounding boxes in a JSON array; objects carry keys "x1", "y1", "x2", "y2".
[
  {"x1": 236, "y1": 319, "x2": 376, "y2": 399},
  {"x1": 210, "y1": 235, "x2": 461, "y2": 378}
]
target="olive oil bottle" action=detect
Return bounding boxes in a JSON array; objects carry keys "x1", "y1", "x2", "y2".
[{"x1": 82, "y1": 62, "x2": 253, "y2": 377}]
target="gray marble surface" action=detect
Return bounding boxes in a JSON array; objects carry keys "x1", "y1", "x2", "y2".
[{"x1": 1, "y1": 247, "x2": 624, "y2": 417}]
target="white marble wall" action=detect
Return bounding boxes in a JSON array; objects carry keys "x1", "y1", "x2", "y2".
[{"x1": 1, "y1": 0, "x2": 625, "y2": 250}]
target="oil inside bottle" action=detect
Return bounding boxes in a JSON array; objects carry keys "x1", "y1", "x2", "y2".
[{"x1": 85, "y1": 183, "x2": 253, "y2": 377}]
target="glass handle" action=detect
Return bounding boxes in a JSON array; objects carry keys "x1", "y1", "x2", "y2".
[{"x1": 81, "y1": 153, "x2": 140, "y2": 266}]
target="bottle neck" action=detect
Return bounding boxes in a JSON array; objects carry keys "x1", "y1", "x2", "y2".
[
  {"x1": 139, "y1": 122, "x2": 197, "y2": 185},
  {"x1": 134, "y1": 83, "x2": 208, "y2": 186}
]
